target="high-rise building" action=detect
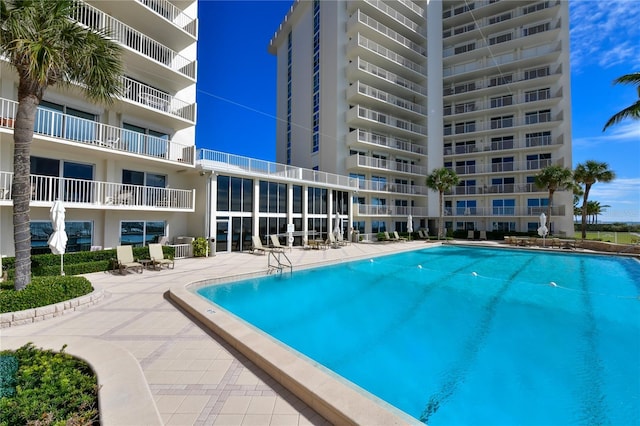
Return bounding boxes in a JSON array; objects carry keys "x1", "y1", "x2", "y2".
[
  {"x1": 0, "y1": 0, "x2": 199, "y2": 256},
  {"x1": 269, "y1": 0, "x2": 574, "y2": 237}
]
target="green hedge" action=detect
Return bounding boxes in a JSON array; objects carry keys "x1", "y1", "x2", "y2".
[
  {"x1": 2, "y1": 246, "x2": 175, "y2": 278},
  {"x1": 0, "y1": 343, "x2": 98, "y2": 426},
  {"x1": 0, "y1": 276, "x2": 93, "y2": 314}
]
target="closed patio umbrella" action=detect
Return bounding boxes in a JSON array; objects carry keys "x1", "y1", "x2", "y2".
[
  {"x1": 537, "y1": 212, "x2": 548, "y2": 246},
  {"x1": 407, "y1": 215, "x2": 413, "y2": 240},
  {"x1": 48, "y1": 199, "x2": 68, "y2": 276}
]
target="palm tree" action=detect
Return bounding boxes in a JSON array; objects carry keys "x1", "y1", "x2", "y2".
[
  {"x1": 603, "y1": 72, "x2": 640, "y2": 131},
  {"x1": 534, "y1": 165, "x2": 573, "y2": 234},
  {"x1": 573, "y1": 161, "x2": 616, "y2": 239},
  {"x1": 572, "y1": 183, "x2": 584, "y2": 223},
  {"x1": 586, "y1": 200, "x2": 610, "y2": 224},
  {"x1": 1, "y1": 0, "x2": 123, "y2": 290},
  {"x1": 426, "y1": 168, "x2": 460, "y2": 240}
]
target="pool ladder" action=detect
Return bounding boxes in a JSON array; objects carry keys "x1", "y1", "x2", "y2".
[{"x1": 267, "y1": 251, "x2": 292, "y2": 274}]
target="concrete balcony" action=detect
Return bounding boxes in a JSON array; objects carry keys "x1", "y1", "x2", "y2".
[
  {"x1": 348, "y1": 10, "x2": 426, "y2": 62},
  {"x1": 0, "y1": 97, "x2": 195, "y2": 165},
  {"x1": 347, "y1": 129, "x2": 425, "y2": 156},
  {"x1": 347, "y1": 58, "x2": 427, "y2": 99},
  {"x1": 350, "y1": 0, "x2": 423, "y2": 34},
  {"x1": 347, "y1": 105, "x2": 426, "y2": 139},
  {"x1": 348, "y1": 35, "x2": 424, "y2": 80},
  {"x1": 446, "y1": 183, "x2": 541, "y2": 196},
  {"x1": 347, "y1": 81, "x2": 426, "y2": 119},
  {"x1": 444, "y1": 113, "x2": 561, "y2": 138},
  {"x1": 444, "y1": 90, "x2": 562, "y2": 118},
  {"x1": 0, "y1": 171, "x2": 195, "y2": 211},
  {"x1": 73, "y1": 1, "x2": 196, "y2": 87},
  {"x1": 447, "y1": 158, "x2": 562, "y2": 175},
  {"x1": 122, "y1": 76, "x2": 195, "y2": 123},
  {"x1": 443, "y1": 205, "x2": 566, "y2": 217},
  {"x1": 444, "y1": 135, "x2": 563, "y2": 156},
  {"x1": 356, "y1": 204, "x2": 427, "y2": 217},
  {"x1": 135, "y1": 0, "x2": 197, "y2": 38},
  {"x1": 346, "y1": 154, "x2": 427, "y2": 176},
  {"x1": 354, "y1": 179, "x2": 429, "y2": 196}
]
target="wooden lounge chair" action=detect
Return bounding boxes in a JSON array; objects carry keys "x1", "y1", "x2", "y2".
[
  {"x1": 252, "y1": 236, "x2": 276, "y2": 255},
  {"x1": 336, "y1": 232, "x2": 349, "y2": 246},
  {"x1": 116, "y1": 245, "x2": 143, "y2": 274},
  {"x1": 269, "y1": 235, "x2": 287, "y2": 252},
  {"x1": 393, "y1": 231, "x2": 407, "y2": 242},
  {"x1": 327, "y1": 233, "x2": 342, "y2": 248},
  {"x1": 148, "y1": 243, "x2": 174, "y2": 269}
]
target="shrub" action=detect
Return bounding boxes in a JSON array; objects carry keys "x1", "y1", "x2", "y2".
[
  {"x1": 376, "y1": 232, "x2": 387, "y2": 242},
  {"x1": 0, "y1": 276, "x2": 93, "y2": 314},
  {"x1": 192, "y1": 237, "x2": 208, "y2": 257},
  {"x1": 0, "y1": 355, "x2": 19, "y2": 398},
  {"x1": 0, "y1": 343, "x2": 99, "y2": 426}
]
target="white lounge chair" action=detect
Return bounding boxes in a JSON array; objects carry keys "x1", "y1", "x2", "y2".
[
  {"x1": 479, "y1": 230, "x2": 487, "y2": 240},
  {"x1": 252, "y1": 236, "x2": 276, "y2": 255},
  {"x1": 149, "y1": 243, "x2": 174, "y2": 269},
  {"x1": 116, "y1": 245, "x2": 143, "y2": 274},
  {"x1": 393, "y1": 231, "x2": 407, "y2": 242},
  {"x1": 269, "y1": 235, "x2": 287, "y2": 252}
]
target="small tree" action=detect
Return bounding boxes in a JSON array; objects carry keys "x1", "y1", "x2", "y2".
[
  {"x1": 574, "y1": 161, "x2": 616, "y2": 239},
  {"x1": 1, "y1": 0, "x2": 123, "y2": 290},
  {"x1": 426, "y1": 168, "x2": 460, "y2": 240},
  {"x1": 534, "y1": 165, "x2": 573, "y2": 234}
]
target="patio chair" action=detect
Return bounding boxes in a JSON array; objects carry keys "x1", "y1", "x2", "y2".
[
  {"x1": 269, "y1": 235, "x2": 287, "y2": 252},
  {"x1": 467, "y1": 230, "x2": 475, "y2": 240},
  {"x1": 479, "y1": 231, "x2": 487, "y2": 240},
  {"x1": 252, "y1": 236, "x2": 275, "y2": 255},
  {"x1": 327, "y1": 233, "x2": 342, "y2": 248},
  {"x1": 393, "y1": 231, "x2": 407, "y2": 242},
  {"x1": 383, "y1": 231, "x2": 396, "y2": 242},
  {"x1": 336, "y1": 232, "x2": 349, "y2": 246},
  {"x1": 116, "y1": 245, "x2": 143, "y2": 274},
  {"x1": 148, "y1": 243, "x2": 175, "y2": 270}
]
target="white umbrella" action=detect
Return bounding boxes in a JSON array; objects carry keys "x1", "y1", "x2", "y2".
[
  {"x1": 48, "y1": 199, "x2": 67, "y2": 276},
  {"x1": 407, "y1": 215, "x2": 413, "y2": 240},
  {"x1": 537, "y1": 212, "x2": 548, "y2": 246},
  {"x1": 333, "y1": 213, "x2": 342, "y2": 237}
]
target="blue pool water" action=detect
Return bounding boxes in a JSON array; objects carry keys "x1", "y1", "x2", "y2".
[{"x1": 197, "y1": 246, "x2": 640, "y2": 425}]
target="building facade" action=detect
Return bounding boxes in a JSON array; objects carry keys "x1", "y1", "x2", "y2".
[
  {"x1": 268, "y1": 0, "x2": 574, "y2": 237},
  {"x1": 0, "y1": 0, "x2": 200, "y2": 257}
]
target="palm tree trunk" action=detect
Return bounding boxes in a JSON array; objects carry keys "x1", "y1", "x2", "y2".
[
  {"x1": 438, "y1": 190, "x2": 444, "y2": 240},
  {"x1": 580, "y1": 186, "x2": 591, "y2": 240},
  {"x1": 547, "y1": 189, "x2": 554, "y2": 234},
  {"x1": 12, "y1": 95, "x2": 39, "y2": 290}
]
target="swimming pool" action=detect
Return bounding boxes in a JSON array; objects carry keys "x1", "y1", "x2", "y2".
[{"x1": 197, "y1": 246, "x2": 640, "y2": 424}]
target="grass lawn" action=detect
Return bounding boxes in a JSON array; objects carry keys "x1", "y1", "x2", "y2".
[{"x1": 584, "y1": 231, "x2": 639, "y2": 244}]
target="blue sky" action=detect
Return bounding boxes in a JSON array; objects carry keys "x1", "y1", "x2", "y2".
[{"x1": 195, "y1": 0, "x2": 640, "y2": 223}]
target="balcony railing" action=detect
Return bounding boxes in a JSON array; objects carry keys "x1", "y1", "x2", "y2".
[
  {"x1": 351, "y1": 10, "x2": 426, "y2": 57},
  {"x1": 122, "y1": 76, "x2": 195, "y2": 121},
  {"x1": 447, "y1": 158, "x2": 558, "y2": 175},
  {"x1": 363, "y1": 0, "x2": 422, "y2": 33},
  {"x1": 354, "y1": 58, "x2": 427, "y2": 96},
  {"x1": 349, "y1": 129, "x2": 425, "y2": 155},
  {"x1": 197, "y1": 149, "x2": 358, "y2": 190},
  {"x1": 444, "y1": 114, "x2": 561, "y2": 136},
  {"x1": 136, "y1": 0, "x2": 197, "y2": 37},
  {"x1": 446, "y1": 183, "x2": 540, "y2": 195},
  {"x1": 444, "y1": 90, "x2": 561, "y2": 116},
  {"x1": 354, "y1": 179, "x2": 429, "y2": 195},
  {"x1": 352, "y1": 81, "x2": 426, "y2": 115},
  {"x1": 73, "y1": 1, "x2": 196, "y2": 79},
  {"x1": 357, "y1": 204, "x2": 427, "y2": 217},
  {"x1": 353, "y1": 34, "x2": 425, "y2": 75},
  {"x1": 351, "y1": 105, "x2": 426, "y2": 135},
  {"x1": 0, "y1": 171, "x2": 195, "y2": 210},
  {"x1": 443, "y1": 205, "x2": 566, "y2": 217},
  {"x1": 0, "y1": 97, "x2": 194, "y2": 165},
  {"x1": 347, "y1": 154, "x2": 427, "y2": 175},
  {"x1": 444, "y1": 135, "x2": 562, "y2": 155},
  {"x1": 443, "y1": 66, "x2": 561, "y2": 96}
]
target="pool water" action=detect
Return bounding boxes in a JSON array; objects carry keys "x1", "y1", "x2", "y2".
[{"x1": 197, "y1": 246, "x2": 640, "y2": 425}]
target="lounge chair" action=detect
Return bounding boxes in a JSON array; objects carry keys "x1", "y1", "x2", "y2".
[
  {"x1": 467, "y1": 230, "x2": 475, "y2": 240},
  {"x1": 116, "y1": 245, "x2": 143, "y2": 274},
  {"x1": 252, "y1": 236, "x2": 275, "y2": 255},
  {"x1": 383, "y1": 231, "x2": 396, "y2": 242},
  {"x1": 269, "y1": 235, "x2": 287, "y2": 252},
  {"x1": 418, "y1": 230, "x2": 428, "y2": 240},
  {"x1": 327, "y1": 233, "x2": 342, "y2": 248},
  {"x1": 336, "y1": 232, "x2": 349, "y2": 246},
  {"x1": 393, "y1": 231, "x2": 407, "y2": 242},
  {"x1": 479, "y1": 231, "x2": 487, "y2": 240},
  {"x1": 148, "y1": 243, "x2": 174, "y2": 269}
]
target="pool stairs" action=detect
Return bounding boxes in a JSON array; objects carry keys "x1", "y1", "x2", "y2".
[{"x1": 267, "y1": 251, "x2": 293, "y2": 274}]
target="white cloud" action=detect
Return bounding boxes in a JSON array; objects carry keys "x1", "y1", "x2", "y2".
[
  {"x1": 572, "y1": 121, "x2": 640, "y2": 147},
  {"x1": 570, "y1": 0, "x2": 640, "y2": 71},
  {"x1": 586, "y1": 178, "x2": 640, "y2": 222}
]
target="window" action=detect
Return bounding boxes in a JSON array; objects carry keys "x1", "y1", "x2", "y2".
[
  {"x1": 292, "y1": 185, "x2": 302, "y2": 213},
  {"x1": 372, "y1": 220, "x2": 386, "y2": 234},
  {"x1": 217, "y1": 175, "x2": 253, "y2": 212},
  {"x1": 489, "y1": 75, "x2": 512, "y2": 87},
  {"x1": 456, "y1": 200, "x2": 477, "y2": 216},
  {"x1": 489, "y1": 12, "x2": 512, "y2": 24},
  {"x1": 526, "y1": 131, "x2": 552, "y2": 147},
  {"x1": 491, "y1": 157, "x2": 514, "y2": 172},
  {"x1": 307, "y1": 187, "x2": 327, "y2": 214},
  {"x1": 493, "y1": 199, "x2": 515, "y2": 215},
  {"x1": 120, "y1": 221, "x2": 165, "y2": 247},
  {"x1": 492, "y1": 221, "x2": 516, "y2": 232},
  {"x1": 490, "y1": 95, "x2": 513, "y2": 108},
  {"x1": 352, "y1": 221, "x2": 365, "y2": 234},
  {"x1": 372, "y1": 176, "x2": 387, "y2": 191},
  {"x1": 455, "y1": 121, "x2": 476, "y2": 134},
  {"x1": 524, "y1": 66, "x2": 549, "y2": 80},
  {"x1": 527, "y1": 198, "x2": 549, "y2": 215},
  {"x1": 455, "y1": 160, "x2": 475, "y2": 174},
  {"x1": 122, "y1": 123, "x2": 169, "y2": 158},
  {"x1": 31, "y1": 157, "x2": 95, "y2": 203},
  {"x1": 526, "y1": 153, "x2": 551, "y2": 170},
  {"x1": 454, "y1": 42, "x2": 476, "y2": 55},
  {"x1": 490, "y1": 177, "x2": 515, "y2": 193},
  {"x1": 490, "y1": 115, "x2": 513, "y2": 129},
  {"x1": 523, "y1": 22, "x2": 550, "y2": 36},
  {"x1": 525, "y1": 110, "x2": 551, "y2": 124},
  {"x1": 523, "y1": 1, "x2": 550, "y2": 14},
  {"x1": 34, "y1": 101, "x2": 97, "y2": 143},
  {"x1": 489, "y1": 33, "x2": 512, "y2": 45},
  {"x1": 525, "y1": 88, "x2": 551, "y2": 103},
  {"x1": 30, "y1": 221, "x2": 93, "y2": 254},
  {"x1": 491, "y1": 136, "x2": 514, "y2": 150},
  {"x1": 455, "y1": 141, "x2": 476, "y2": 154},
  {"x1": 455, "y1": 101, "x2": 476, "y2": 113},
  {"x1": 259, "y1": 181, "x2": 287, "y2": 213}
]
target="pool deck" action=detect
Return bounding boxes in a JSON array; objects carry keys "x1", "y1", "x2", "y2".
[{"x1": 2, "y1": 240, "x2": 449, "y2": 426}]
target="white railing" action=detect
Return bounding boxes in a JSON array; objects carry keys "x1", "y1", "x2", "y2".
[
  {"x1": 354, "y1": 58, "x2": 427, "y2": 96},
  {"x1": 448, "y1": 158, "x2": 558, "y2": 175},
  {"x1": 8, "y1": 173, "x2": 195, "y2": 209},
  {"x1": 168, "y1": 243, "x2": 192, "y2": 259},
  {"x1": 349, "y1": 129, "x2": 425, "y2": 155},
  {"x1": 122, "y1": 76, "x2": 195, "y2": 121},
  {"x1": 197, "y1": 149, "x2": 359, "y2": 190},
  {"x1": 352, "y1": 10, "x2": 425, "y2": 56},
  {"x1": 72, "y1": 1, "x2": 196, "y2": 79},
  {"x1": 353, "y1": 35, "x2": 425, "y2": 75},
  {"x1": 446, "y1": 183, "x2": 540, "y2": 195},
  {"x1": 444, "y1": 91, "x2": 560, "y2": 116},
  {"x1": 364, "y1": 0, "x2": 422, "y2": 33},
  {"x1": 0, "y1": 97, "x2": 194, "y2": 165},
  {"x1": 445, "y1": 114, "x2": 561, "y2": 136},
  {"x1": 353, "y1": 81, "x2": 426, "y2": 115},
  {"x1": 354, "y1": 179, "x2": 429, "y2": 195},
  {"x1": 356, "y1": 204, "x2": 427, "y2": 216},
  {"x1": 348, "y1": 154, "x2": 427, "y2": 175},
  {"x1": 444, "y1": 205, "x2": 566, "y2": 217},
  {"x1": 136, "y1": 0, "x2": 197, "y2": 37},
  {"x1": 352, "y1": 105, "x2": 427, "y2": 135}
]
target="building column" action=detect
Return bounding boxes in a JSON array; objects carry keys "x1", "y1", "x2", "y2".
[
  {"x1": 427, "y1": 0, "x2": 444, "y2": 218},
  {"x1": 208, "y1": 173, "x2": 217, "y2": 256}
]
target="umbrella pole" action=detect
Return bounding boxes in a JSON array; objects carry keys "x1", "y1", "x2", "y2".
[{"x1": 61, "y1": 254, "x2": 65, "y2": 276}]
